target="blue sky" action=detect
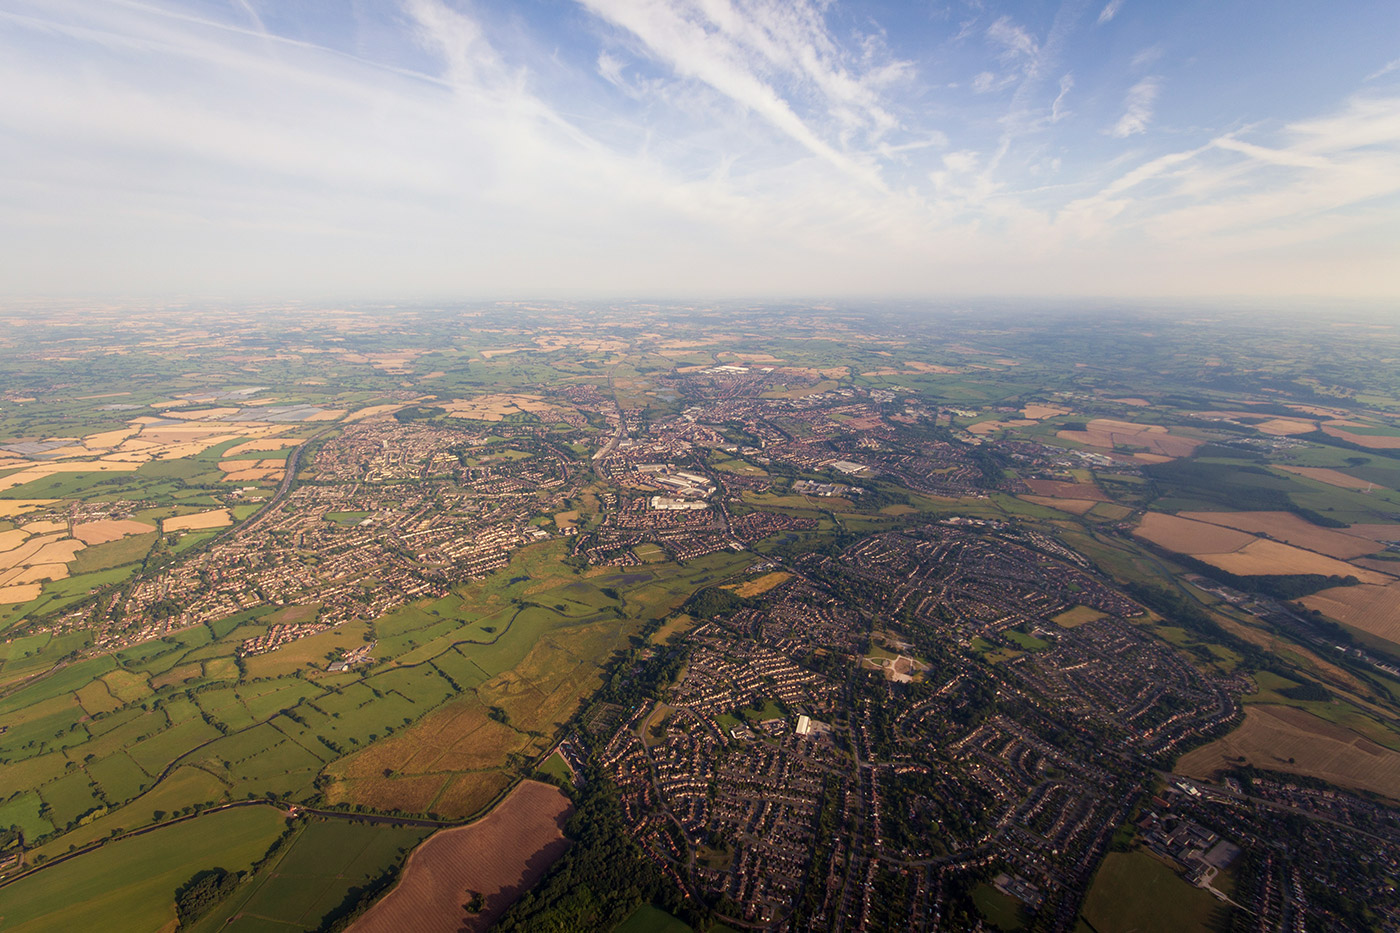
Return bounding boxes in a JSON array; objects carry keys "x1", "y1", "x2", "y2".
[{"x1": 1, "y1": 0, "x2": 1397, "y2": 302}]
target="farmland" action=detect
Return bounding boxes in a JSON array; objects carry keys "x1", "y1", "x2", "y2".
[
  {"x1": 349, "y1": 780, "x2": 571, "y2": 933},
  {"x1": 1176, "y1": 704, "x2": 1400, "y2": 800},
  {"x1": 0, "y1": 805, "x2": 288, "y2": 933},
  {"x1": 1, "y1": 305, "x2": 1400, "y2": 930}
]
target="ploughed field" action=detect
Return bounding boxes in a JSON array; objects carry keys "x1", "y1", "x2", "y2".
[{"x1": 349, "y1": 780, "x2": 572, "y2": 933}]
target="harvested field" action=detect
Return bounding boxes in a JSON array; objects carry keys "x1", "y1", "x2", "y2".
[
  {"x1": 966, "y1": 421, "x2": 1010, "y2": 435},
  {"x1": 1023, "y1": 479, "x2": 1109, "y2": 501},
  {"x1": 0, "y1": 534, "x2": 85, "y2": 571},
  {"x1": 1342, "y1": 523, "x2": 1400, "y2": 543},
  {"x1": 1252, "y1": 417, "x2": 1318, "y2": 436},
  {"x1": 1277, "y1": 465, "x2": 1380, "y2": 489},
  {"x1": 1133, "y1": 453, "x2": 1173, "y2": 464},
  {"x1": 21, "y1": 520, "x2": 67, "y2": 534},
  {"x1": 222, "y1": 438, "x2": 299, "y2": 456},
  {"x1": 0, "y1": 499, "x2": 57, "y2": 517},
  {"x1": 0, "y1": 460, "x2": 139, "y2": 491},
  {"x1": 1057, "y1": 419, "x2": 1202, "y2": 458},
  {"x1": 1021, "y1": 496, "x2": 1098, "y2": 515},
  {"x1": 0, "y1": 583, "x2": 42, "y2": 603},
  {"x1": 1021, "y1": 404, "x2": 1070, "y2": 419},
  {"x1": 164, "y1": 508, "x2": 233, "y2": 531},
  {"x1": 71, "y1": 519, "x2": 157, "y2": 545},
  {"x1": 1202, "y1": 539, "x2": 1390, "y2": 582},
  {"x1": 1302, "y1": 582, "x2": 1400, "y2": 646},
  {"x1": 350, "y1": 780, "x2": 572, "y2": 933},
  {"x1": 1322, "y1": 424, "x2": 1400, "y2": 449},
  {"x1": 344, "y1": 403, "x2": 412, "y2": 422},
  {"x1": 1177, "y1": 705, "x2": 1400, "y2": 800},
  {"x1": 729, "y1": 571, "x2": 792, "y2": 598},
  {"x1": 1178, "y1": 511, "x2": 1380, "y2": 560},
  {"x1": 440, "y1": 394, "x2": 555, "y2": 422},
  {"x1": 1133, "y1": 513, "x2": 1254, "y2": 554},
  {"x1": 0, "y1": 563, "x2": 68, "y2": 585}
]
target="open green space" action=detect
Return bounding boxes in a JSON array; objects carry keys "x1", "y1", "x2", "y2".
[
  {"x1": 1079, "y1": 849, "x2": 1230, "y2": 933},
  {"x1": 0, "y1": 805, "x2": 288, "y2": 933}
]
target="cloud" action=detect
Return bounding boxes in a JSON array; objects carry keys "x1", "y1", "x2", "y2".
[
  {"x1": 1051, "y1": 73, "x2": 1074, "y2": 122},
  {"x1": 1366, "y1": 57, "x2": 1400, "y2": 82},
  {"x1": 1097, "y1": 0, "x2": 1124, "y2": 25},
  {"x1": 0, "y1": 0, "x2": 1395, "y2": 301},
  {"x1": 1109, "y1": 77, "x2": 1160, "y2": 137},
  {"x1": 972, "y1": 71, "x2": 1015, "y2": 94},
  {"x1": 986, "y1": 16, "x2": 1038, "y2": 65}
]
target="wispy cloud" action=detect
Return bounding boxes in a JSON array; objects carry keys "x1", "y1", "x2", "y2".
[
  {"x1": 1366, "y1": 57, "x2": 1400, "y2": 82},
  {"x1": 1109, "y1": 76, "x2": 1160, "y2": 137},
  {"x1": 0, "y1": 0, "x2": 1395, "y2": 301},
  {"x1": 1097, "y1": 0, "x2": 1125, "y2": 25},
  {"x1": 1051, "y1": 73, "x2": 1074, "y2": 121}
]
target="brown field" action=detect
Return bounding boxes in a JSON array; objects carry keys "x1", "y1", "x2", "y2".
[
  {"x1": 1057, "y1": 419, "x2": 1203, "y2": 458},
  {"x1": 903, "y1": 361, "x2": 963, "y2": 373},
  {"x1": 328, "y1": 696, "x2": 528, "y2": 816},
  {"x1": 343, "y1": 403, "x2": 412, "y2": 422},
  {"x1": 1133, "y1": 453, "x2": 1174, "y2": 464},
  {"x1": 1133, "y1": 512, "x2": 1255, "y2": 554},
  {"x1": 163, "y1": 509, "x2": 232, "y2": 531},
  {"x1": 219, "y1": 458, "x2": 286, "y2": 482},
  {"x1": 0, "y1": 563, "x2": 68, "y2": 586},
  {"x1": 1252, "y1": 417, "x2": 1318, "y2": 436},
  {"x1": 0, "y1": 534, "x2": 86, "y2": 572},
  {"x1": 1277, "y1": 465, "x2": 1380, "y2": 489},
  {"x1": 0, "y1": 500, "x2": 56, "y2": 518},
  {"x1": 1023, "y1": 479, "x2": 1109, "y2": 501},
  {"x1": 728, "y1": 571, "x2": 792, "y2": 598},
  {"x1": 72, "y1": 519, "x2": 158, "y2": 545},
  {"x1": 1203, "y1": 539, "x2": 1390, "y2": 582},
  {"x1": 350, "y1": 780, "x2": 572, "y2": 933},
  {"x1": 222, "y1": 438, "x2": 301, "y2": 456},
  {"x1": 162, "y1": 406, "x2": 242, "y2": 420},
  {"x1": 440, "y1": 394, "x2": 556, "y2": 422},
  {"x1": 1322, "y1": 425, "x2": 1400, "y2": 449},
  {"x1": 1177, "y1": 705, "x2": 1400, "y2": 800},
  {"x1": 0, "y1": 459, "x2": 139, "y2": 491},
  {"x1": 1021, "y1": 404, "x2": 1070, "y2": 419},
  {"x1": 1302, "y1": 582, "x2": 1400, "y2": 646},
  {"x1": 1021, "y1": 496, "x2": 1099, "y2": 515},
  {"x1": 0, "y1": 583, "x2": 42, "y2": 604},
  {"x1": 966, "y1": 421, "x2": 1008, "y2": 435},
  {"x1": 1343, "y1": 524, "x2": 1400, "y2": 542},
  {"x1": 552, "y1": 509, "x2": 580, "y2": 531},
  {"x1": 1178, "y1": 511, "x2": 1380, "y2": 560}
]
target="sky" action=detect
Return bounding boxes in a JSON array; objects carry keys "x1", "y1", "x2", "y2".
[{"x1": 1, "y1": 0, "x2": 1398, "y2": 303}]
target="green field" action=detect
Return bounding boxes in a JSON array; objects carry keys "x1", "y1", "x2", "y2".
[
  {"x1": 1079, "y1": 849, "x2": 1230, "y2": 933},
  {"x1": 614, "y1": 904, "x2": 695, "y2": 933},
  {"x1": 973, "y1": 882, "x2": 1027, "y2": 931},
  {"x1": 0, "y1": 806, "x2": 288, "y2": 933},
  {"x1": 190, "y1": 818, "x2": 430, "y2": 933}
]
